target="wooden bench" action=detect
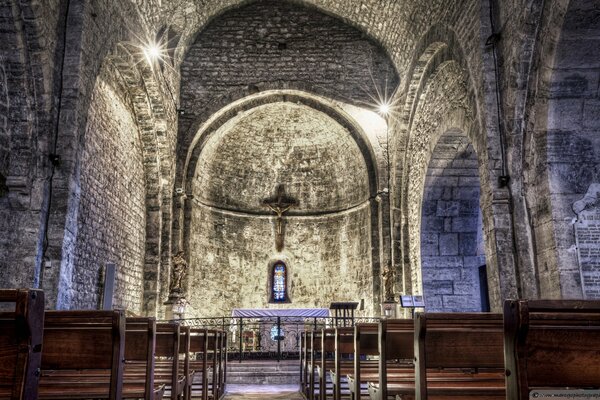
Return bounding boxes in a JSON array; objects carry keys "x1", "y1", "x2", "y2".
[
  {"x1": 188, "y1": 328, "x2": 210, "y2": 400},
  {"x1": 316, "y1": 328, "x2": 336, "y2": 400},
  {"x1": 367, "y1": 313, "x2": 506, "y2": 400},
  {"x1": 504, "y1": 299, "x2": 600, "y2": 399},
  {"x1": 346, "y1": 323, "x2": 379, "y2": 400},
  {"x1": 366, "y1": 319, "x2": 414, "y2": 400},
  {"x1": 329, "y1": 327, "x2": 354, "y2": 400},
  {"x1": 207, "y1": 329, "x2": 224, "y2": 400},
  {"x1": 301, "y1": 330, "x2": 312, "y2": 398},
  {"x1": 154, "y1": 322, "x2": 187, "y2": 400},
  {"x1": 188, "y1": 328, "x2": 225, "y2": 400},
  {"x1": 308, "y1": 330, "x2": 324, "y2": 400},
  {"x1": 383, "y1": 313, "x2": 506, "y2": 400},
  {"x1": 37, "y1": 310, "x2": 126, "y2": 400},
  {"x1": 0, "y1": 288, "x2": 44, "y2": 400},
  {"x1": 124, "y1": 317, "x2": 165, "y2": 400}
]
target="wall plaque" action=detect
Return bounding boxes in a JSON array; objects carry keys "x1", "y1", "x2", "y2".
[{"x1": 573, "y1": 183, "x2": 600, "y2": 299}]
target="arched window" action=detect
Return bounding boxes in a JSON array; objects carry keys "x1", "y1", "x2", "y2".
[{"x1": 271, "y1": 261, "x2": 288, "y2": 303}]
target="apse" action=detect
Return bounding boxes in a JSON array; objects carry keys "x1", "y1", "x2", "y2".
[{"x1": 187, "y1": 101, "x2": 375, "y2": 317}]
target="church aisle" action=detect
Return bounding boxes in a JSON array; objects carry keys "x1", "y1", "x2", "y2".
[{"x1": 223, "y1": 384, "x2": 303, "y2": 399}]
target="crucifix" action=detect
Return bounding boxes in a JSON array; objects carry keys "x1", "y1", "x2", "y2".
[{"x1": 263, "y1": 184, "x2": 298, "y2": 252}]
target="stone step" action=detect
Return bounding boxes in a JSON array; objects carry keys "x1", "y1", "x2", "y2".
[{"x1": 225, "y1": 360, "x2": 300, "y2": 385}]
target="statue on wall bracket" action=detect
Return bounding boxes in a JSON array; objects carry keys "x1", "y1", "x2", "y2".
[{"x1": 164, "y1": 251, "x2": 189, "y2": 320}]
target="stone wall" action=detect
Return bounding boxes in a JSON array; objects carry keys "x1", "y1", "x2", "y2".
[
  {"x1": 177, "y1": 0, "x2": 398, "y2": 156},
  {"x1": 68, "y1": 66, "x2": 146, "y2": 312},
  {"x1": 187, "y1": 101, "x2": 374, "y2": 316},
  {"x1": 188, "y1": 204, "x2": 373, "y2": 317},
  {"x1": 545, "y1": 0, "x2": 600, "y2": 298},
  {"x1": 421, "y1": 132, "x2": 485, "y2": 312}
]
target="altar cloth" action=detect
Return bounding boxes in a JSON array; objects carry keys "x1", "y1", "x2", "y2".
[{"x1": 231, "y1": 308, "x2": 329, "y2": 318}]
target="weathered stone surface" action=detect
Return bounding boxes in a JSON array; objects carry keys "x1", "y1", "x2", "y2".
[
  {"x1": 194, "y1": 103, "x2": 370, "y2": 214},
  {"x1": 0, "y1": 0, "x2": 597, "y2": 317},
  {"x1": 420, "y1": 132, "x2": 485, "y2": 312},
  {"x1": 69, "y1": 68, "x2": 146, "y2": 313}
]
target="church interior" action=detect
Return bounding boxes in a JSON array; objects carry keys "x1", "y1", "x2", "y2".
[{"x1": 1, "y1": 0, "x2": 600, "y2": 399}]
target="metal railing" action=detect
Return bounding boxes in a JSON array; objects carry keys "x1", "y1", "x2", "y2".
[{"x1": 174, "y1": 316, "x2": 379, "y2": 362}]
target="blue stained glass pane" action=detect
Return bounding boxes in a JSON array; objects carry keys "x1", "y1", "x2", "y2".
[{"x1": 273, "y1": 263, "x2": 286, "y2": 302}]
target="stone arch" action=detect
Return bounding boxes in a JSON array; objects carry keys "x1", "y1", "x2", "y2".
[
  {"x1": 178, "y1": 90, "x2": 383, "y2": 315},
  {"x1": 104, "y1": 42, "x2": 176, "y2": 315},
  {"x1": 420, "y1": 130, "x2": 487, "y2": 312},
  {"x1": 0, "y1": 0, "x2": 53, "y2": 289},
  {"x1": 391, "y1": 22, "x2": 518, "y2": 311},
  {"x1": 524, "y1": 0, "x2": 600, "y2": 299}
]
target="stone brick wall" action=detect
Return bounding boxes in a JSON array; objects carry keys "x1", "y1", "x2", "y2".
[
  {"x1": 69, "y1": 66, "x2": 146, "y2": 312},
  {"x1": 177, "y1": 0, "x2": 398, "y2": 155},
  {"x1": 544, "y1": 0, "x2": 600, "y2": 299},
  {"x1": 188, "y1": 101, "x2": 374, "y2": 316},
  {"x1": 188, "y1": 204, "x2": 374, "y2": 317},
  {"x1": 421, "y1": 132, "x2": 486, "y2": 311},
  {"x1": 193, "y1": 103, "x2": 370, "y2": 214}
]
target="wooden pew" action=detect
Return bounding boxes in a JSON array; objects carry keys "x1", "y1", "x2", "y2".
[
  {"x1": 504, "y1": 299, "x2": 600, "y2": 399},
  {"x1": 367, "y1": 319, "x2": 414, "y2": 400},
  {"x1": 208, "y1": 330, "x2": 222, "y2": 400},
  {"x1": 37, "y1": 310, "x2": 126, "y2": 400},
  {"x1": 316, "y1": 328, "x2": 335, "y2": 400},
  {"x1": 189, "y1": 328, "x2": 223, "y2": 400},
  {"x1": 300, "y1": 332, "x2": 306, "y2": 393},
  {"x1": 346, "y1": 323, "x2": 379, "y2": 400},
  {"x1": 155, "y1": 322, "x2": 186, "y2": 400},
  {"x1": 217, "y1": 330, "x2": 227, "y2": 397},
  {"x1": 124, "y1": 317, "x2": 165, "y2": 400},
  {"x1": 301, "y1": 330, "x2": 312, "y2": 398},
  {"x1": 0, "y1": 288, "x2": 44, "y2": 400},
  {"x1": 407, "y1": 313, "x2": 505, "y2": 400},
  {"x1": 308, "y1": 330, "x2": 323, "y2": 400},
  {"x1": 189, "y1": 328, "x2": 210, "y2": 400},
  {"x1": 330, "y1": 327, "x2": 354, "y2": 400}
]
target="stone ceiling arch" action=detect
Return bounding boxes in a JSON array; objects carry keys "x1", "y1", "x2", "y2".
[
  {"x1": 175, "y1": 90, "x2": 384, "y2": 308},
  {"x1": 101, "y1": 42, "x2": 177, "y2": 314},
  {"x1": 399, "y1": 59, "x2": 485, "y2": 302},
  {"x1": 181, "y1": 91, "x2": 379, "y2": 199}
]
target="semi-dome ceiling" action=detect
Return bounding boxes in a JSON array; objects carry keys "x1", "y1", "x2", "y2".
[{"x1": 193, "y1": 101, "x2": 370, "y2": 214}]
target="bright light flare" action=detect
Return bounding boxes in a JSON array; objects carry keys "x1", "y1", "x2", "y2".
[
  {"x1": 378, "y1": 102, "x2": 391, "y2": 116},
  {"x1": 142, "y1": 40, "x2": 166, "y2": 65}
]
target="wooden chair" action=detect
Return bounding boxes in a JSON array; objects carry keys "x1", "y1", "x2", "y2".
[
  {"x1": 0, "y1": 288, "x2": 44, "y2": 400},
  {"x1": 504, "y1": 299, "x2": 600, "y2": 399}
]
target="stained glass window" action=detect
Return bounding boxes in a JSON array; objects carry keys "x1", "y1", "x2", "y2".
[{"x1": 272, "y1": 262, "x2": 287, "y2": 302}]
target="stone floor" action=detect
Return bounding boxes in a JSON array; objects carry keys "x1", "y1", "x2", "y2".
[{"x1": 223, "y1": 384, "x2": 303, "y2": 399}]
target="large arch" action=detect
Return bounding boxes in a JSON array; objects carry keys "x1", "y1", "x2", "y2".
[
  {"x1": 177, "y1": 90, "x2": 384, "y2": 315},
  {"x1": 420, "y1": 130, "x2": 487, "y2": 311},
  {"x1": 0, "y1": 0, "x2": 56, "y2": 291},
  {"x1": 523, "y1": 0, "x2": 600, "y2": 300}
]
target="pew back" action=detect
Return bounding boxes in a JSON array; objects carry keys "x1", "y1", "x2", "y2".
[
  {"x1": 504, "y1": 299, "x2": 600, "y2": 399},
  {"x1": 0, "y1": 289, "x2": 44, "y2": 400},
  {"x1": 40, "y1": 310, "x2": 126, "y2": 400}
]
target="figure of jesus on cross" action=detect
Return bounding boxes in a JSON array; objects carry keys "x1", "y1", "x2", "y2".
[{"x1": 263, "y1": 184, "x2": 298, "y2": 252}]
